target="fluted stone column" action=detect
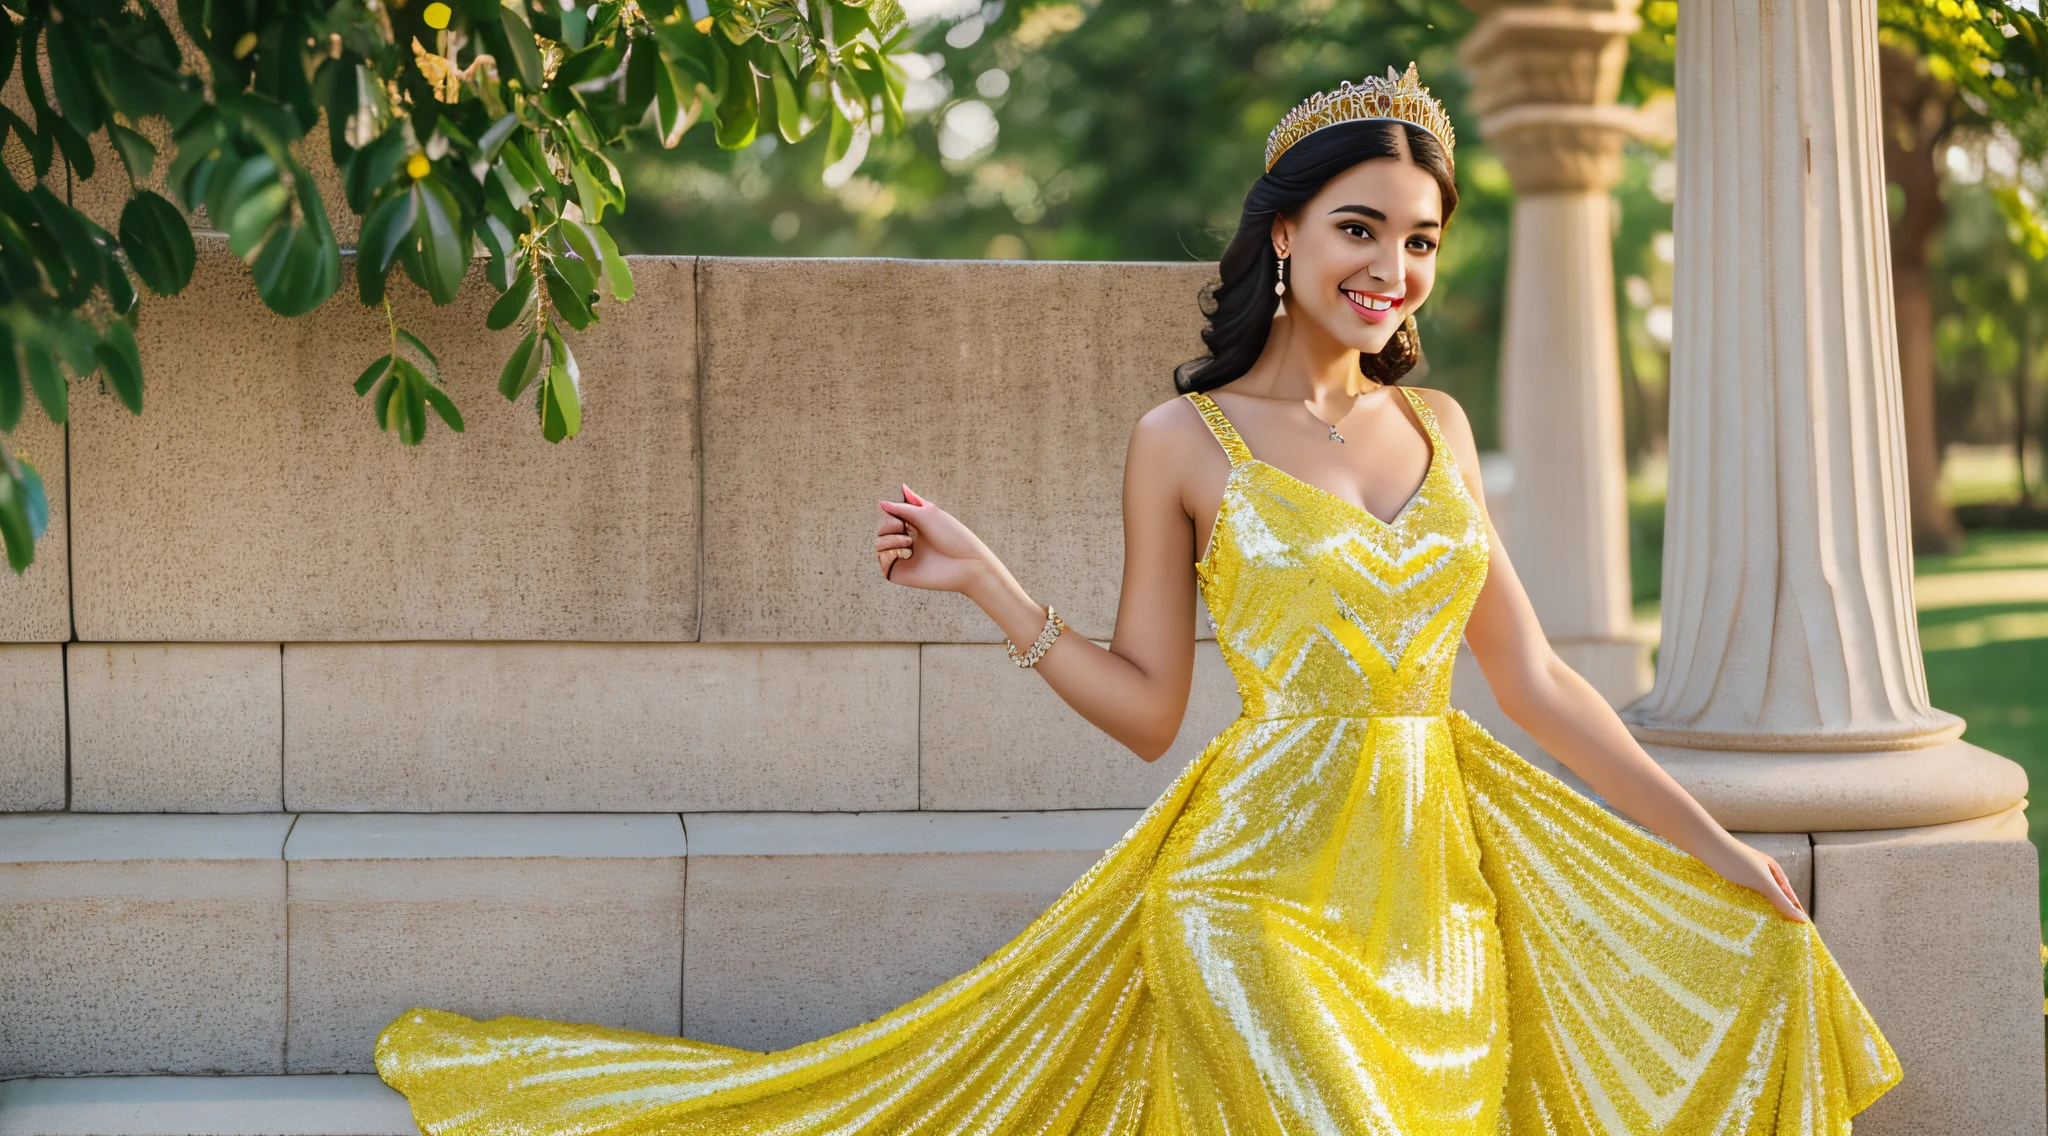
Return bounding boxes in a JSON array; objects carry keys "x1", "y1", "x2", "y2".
[
  {"x1": 1619, "y1": 0, "x2": 2025, "y2": 832},
  {"x1": 1459, "y1": 3, "x2": 1660, "y2": 706},
  {"x1": 1623, "y1": 0, "x2": 2042, "y2": 1125}
]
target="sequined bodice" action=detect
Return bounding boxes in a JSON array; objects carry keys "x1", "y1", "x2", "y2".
[{"x1": 1190, "y1": 389, "x2": 1489, "y2": 721}]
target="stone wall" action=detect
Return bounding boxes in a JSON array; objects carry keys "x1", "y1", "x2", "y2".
[{"x1": 1, "y1": 238, "x2": 1247, "y2": 815}]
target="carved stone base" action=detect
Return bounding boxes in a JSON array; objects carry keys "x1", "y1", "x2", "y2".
[{"x1": 1639, "y1": 738, "x2": 2030, "y2": 833}]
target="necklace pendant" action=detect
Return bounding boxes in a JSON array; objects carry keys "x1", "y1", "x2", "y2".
[{"x1": 1327, "y1": 426, "x2": 1346, "y2": 443}]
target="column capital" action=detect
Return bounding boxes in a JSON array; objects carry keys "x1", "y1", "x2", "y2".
[{"x1": 1457, "y1": 2, "x2": 1658, "y2": 193}]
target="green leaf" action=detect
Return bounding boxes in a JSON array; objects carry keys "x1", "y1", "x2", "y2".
[
  {"x1": 227, "y1": 182, "x2": 291, "y2": 260},
  {"x1": 770, "y1": 52, "x2": 807, "y2": 143},
  {"x1": 592, "y1": 222, "x2": 634, "y2": 302},
  {"x1": 0, "y1": 459, "x2": 49, "y2": 574},
  {"x1": 119, "y1": 192, "x2": 196, "y2": 295},
  {"x1": 372, "y1": 369, "x2": 400, "y2": 433},
  {"x1": 477, "y1": 113, "x2": 519, "y2": 161},
  {"x1": 44, "y1": 21, "x2": 107, "y2": 134},
  {"x1": 499, "y1": 8, "x2": 547, "y2": 90},
  {"x1": 412, "y1": 178, "x2": 468, "y2": 305},
  {"x1": 95, "y1": 321, "x2": 145, "y2": 414},
  {"x1": 542, "y1": 261, "x2": 595, "y2": 329},
  {"x1": 0, "y1": 12, "x2": 16, "y2": 91},
  {"x1": 421, "y1": 380, "x2": 465, "y2": 433},
  {"x1": 344, "y1": 123, "x2": 407, "y2": 215},
  {"x1": 491, "y1": 159, "x2": 533, "y2": 212},
  {"x1": 554, "y1": 38, "x2": 625, "y2": 88},
  {"x1": 560, "y1": 218, "x2": 602, "y2": 278},
  {"x1": 0, "y1": 334, "x2": 25, "y2": 434},
  {"x1": 108, "y1": 123, "x2": 158, "y2": 185},
  {"x1": 625, "y1": 35, "x2": 658, "y2": 124},
  {"x1": 551, "y1": 238, "x2": 596, "y2": 294},
  {"x1": 824, "y1": 103, "x2": 853, "y2": 167},
  {"x1": 541, "y1": 362, "x2": 582, "y2": 441},
  {"x1": 209, "y1": 153, "x2": 281, "y2": 254},
  {"x1": 356, "y1": 190, "x2": 419, "y2": 305},
  {"x1": 651, "y1": 54, "x2": 699, "y2": 148},
  {"x1": 394, "y1": 358, "x2": 429, "y2": 445},
  {"x1": 569, "y1": 159, "x2": 610, "y2": 224},
  {"x1": 545, "y1": 322, "x2": 580, "y2": 396},
  {"x1": 28, "y1": 186, "x2": 106, "y2": 303},
  {"x1": 559, "y1": 4, "x2": 589, "y2": 51},
  {"x1": 19, "y1": 461, "x2": 46, "y2": 541},
  {"x1": 713, "y1": 49, "x2": 759, "y2": 149},
  {"x1": 395, "y1": 327, "x2": 442, "y2": 383},
  {"x1": 498, "y1": 327, "x2": 541, "y2": 399},
  {"x1": 354, "y1": 353, "x2": 394, "y2": 396},
  {"x1": 0, "y1": 331, "x2": 20, "y2": 434},
  {"x1": 477, "y1": 215, "x2": 518, "y2": 290},
  {"x1": 488, "y1": 268, "x2": 535, "y2": 330},
  {"x1": 23, "y1": 342, "x2": 66, "y2": 424},
  {"x1": 249, "y1": 181, "x2": 340, "y2": 317}
]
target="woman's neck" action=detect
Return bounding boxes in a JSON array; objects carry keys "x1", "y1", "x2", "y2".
[{"x1": 1231, "y1": 313, "x2": 1365, "y2": 410}]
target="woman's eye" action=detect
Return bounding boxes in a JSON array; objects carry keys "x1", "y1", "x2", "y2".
[
  {"x1": 1407, "y1": 238, "x2": 1438, "y2": 253},
  {"x1": 1341, "y1": 223, "x2": 1370, "y2": 238}
]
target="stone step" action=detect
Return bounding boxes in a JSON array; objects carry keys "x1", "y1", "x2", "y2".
[
  {"x1": 0, "y1": 1076, "x2": 416, "y2": 1136},
  {"x1": 0, "y1": 808, "x2": 1139, "y2": 1077}
]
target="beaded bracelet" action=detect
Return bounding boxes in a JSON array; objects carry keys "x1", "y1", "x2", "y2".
[{"x1": 1006, "y1": 605, "x2": 1069, "y2": 669}]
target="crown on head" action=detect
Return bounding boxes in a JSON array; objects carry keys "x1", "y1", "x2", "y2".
[{"x1": 1264, "y1": 63, "x2": 1456, "y2": 172}]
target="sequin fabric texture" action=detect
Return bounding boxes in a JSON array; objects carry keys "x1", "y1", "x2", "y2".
[{"x1": 375, "y1": 388, "x2": 1901, "y2": 1135}]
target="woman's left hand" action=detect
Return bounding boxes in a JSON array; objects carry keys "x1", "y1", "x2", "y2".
[{"x1": 1709, "y1": 841, "x2": 1810, "y2": 923}]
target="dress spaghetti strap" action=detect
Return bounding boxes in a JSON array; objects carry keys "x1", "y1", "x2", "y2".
[
  {"x1": 1397, "y1": 386, "x2": 1448, "y2": 456},
  {"x1": 1185, "y1": 391, "x2": 1253, "y2": 467}
]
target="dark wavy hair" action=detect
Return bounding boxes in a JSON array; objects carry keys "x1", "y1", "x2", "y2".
[{"x1": 1174, "y1": 119, "x2": 1459, "y2": 393}]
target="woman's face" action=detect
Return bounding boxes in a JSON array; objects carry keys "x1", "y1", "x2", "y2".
[{"x1": 1271, "y1": 145, "x2": 1445, "y2": 356}]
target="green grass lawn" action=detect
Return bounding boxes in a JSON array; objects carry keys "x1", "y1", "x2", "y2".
[{"x1": 1914, "y1": 531, "x2": 2048, "y2": 940}]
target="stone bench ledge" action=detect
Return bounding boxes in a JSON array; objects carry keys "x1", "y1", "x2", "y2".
[{"x1": 0, "y1": 1075, "x2": 416, "y2": 1136}]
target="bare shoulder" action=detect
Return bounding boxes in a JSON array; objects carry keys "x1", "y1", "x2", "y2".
[{"x1": 1129, "y1": 393, "x2": 1214, "y2": 460}]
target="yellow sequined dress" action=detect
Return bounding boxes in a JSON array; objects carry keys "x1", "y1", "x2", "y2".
[{"x1": 375, "y1": 388, "x2": 1901, "y2": 1134}]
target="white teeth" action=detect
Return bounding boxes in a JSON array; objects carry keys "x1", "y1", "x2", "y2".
[{"x1": 1346, "y1": 290, "x2": 1395, "y2": 311}]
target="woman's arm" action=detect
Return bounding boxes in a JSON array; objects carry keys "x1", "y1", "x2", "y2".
[
  {"x1": 1416, "y1": 389, "x2": 1810, "y2": 923},
  {"x1": 872, "y1": 400, "x2": 1211, "y2": 761}
]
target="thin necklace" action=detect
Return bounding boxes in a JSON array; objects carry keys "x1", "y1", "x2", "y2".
[{"x1": 1304, "y1": 399, "x2": 1347, "y2": 443}]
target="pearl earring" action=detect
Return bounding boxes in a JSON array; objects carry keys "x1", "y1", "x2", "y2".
[{"x1": 1274, "y1": 255, "x2": 1287, "y2": 297}]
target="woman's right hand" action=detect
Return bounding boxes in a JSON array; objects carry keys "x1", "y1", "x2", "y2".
[{"x1": 875, "y1": 485, "x2": 1004, "y2": 597}]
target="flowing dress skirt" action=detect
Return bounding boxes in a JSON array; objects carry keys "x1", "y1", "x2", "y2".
[{"x1": 376, "y1": 710, "x2": 1901, "y2": 1135}]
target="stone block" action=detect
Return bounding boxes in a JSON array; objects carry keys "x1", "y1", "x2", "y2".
[
  {"x1": 68, "y1": 644, "x2": 284, "y2": 812},
  {"x1": 283, "y1": 642, "x2": 918, "y2": 812},
  {"x1": 0, "y1": 645, "x2": 65, "y2": 811},
  {"x1": 0, "y1": 814, "x2": 292, "y2": 1075},
  {"x1": 918, "y1": 639, "x2": 1241, "y2": 810},
  {"x1": 70, "y1": 240, "x2": 698, "y2": 642},
  {"x1": 1812, "y1": 807, "x2": 2046, "y2": 1136},
  {"x1": 681, "y1": 808, "x2": 1138, "y2": 1051},
  {"x1": 0, "y1": 1075, "x2": 417, "y2": 1136},
  {"x1": 698, "y1": 257, "x2": 1214, "y2": 643},
  {"x1": 283, "y1": 813, "x2": 687, "y2": 1073},
  {"x1": 0, "y1": 410, "x2": 69, "y2": 643}
]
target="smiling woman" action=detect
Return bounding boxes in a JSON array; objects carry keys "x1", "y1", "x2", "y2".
[
  {"x1": 375, "y1": 64, "x2": 1900, "y2": 1136},
  {"x1": 1173, "y1": 114, "x2": 1458, "y2": 397}
]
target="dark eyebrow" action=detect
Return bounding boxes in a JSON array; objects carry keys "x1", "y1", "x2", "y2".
[{"x1": 1328, "y1": 204, "x2": 1441, "y2": 229}]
